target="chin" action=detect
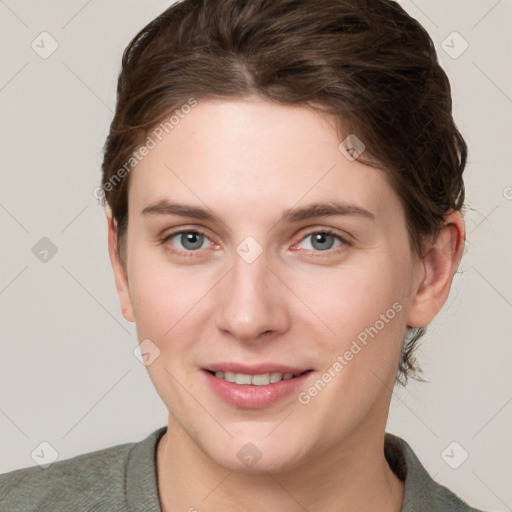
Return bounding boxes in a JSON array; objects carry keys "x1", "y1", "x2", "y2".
[{"x1": 199, "y1": 431, "x2": 311, "y2": 475}]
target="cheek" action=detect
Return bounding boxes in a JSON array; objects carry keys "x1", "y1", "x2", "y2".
[
  {"x1": 291, "y1": 262, "x2": 409, "y2": 417},
  {"x1": 288, "y1": 257, "x2": 408, "y2": 337},
  {"x1": 126, "y1": 246, "x2": 214, "y2": 342},
  {"x1": 287, "y1": 255, "x2": 411, "y2": 394}
]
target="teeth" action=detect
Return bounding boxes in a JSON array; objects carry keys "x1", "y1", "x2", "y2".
[
  {"x1": 270, "y1": 372, "x2": 283, "y2": 383},
  {"x1": 235, "y1": 373, "x2": 252, "y2": 385},
  {"x1": 213, "y1": 371, "x2": 299, "y2": 385},
  {"x1": 251, "y1": 373, "x2": 270, "y2": 385},
  {"x1": 224, "y1": 371, "x2": 235, "y2": 383}
]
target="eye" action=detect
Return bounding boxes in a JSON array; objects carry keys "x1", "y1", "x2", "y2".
[
  {"x1": 165, "y1": 230, "x2": 213, "y2": 252},
  {"x1": 296, "y1": 230, "x2": 346, "y2": 252}
]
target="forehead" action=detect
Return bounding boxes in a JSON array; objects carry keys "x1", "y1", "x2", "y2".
[{"x1": 128, "y1": 98, "x2": 399, "y2": 221}]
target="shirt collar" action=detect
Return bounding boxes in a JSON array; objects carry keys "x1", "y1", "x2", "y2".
[
  {"x1": 126, "y1": 426, "x2": 167, "y2": 512},
  {"x1": 126, "y1": 427, "x2": 445, "y2": 512},
  {"x1": 385, "y1": 432, "x2": 443, "y2": 511}
]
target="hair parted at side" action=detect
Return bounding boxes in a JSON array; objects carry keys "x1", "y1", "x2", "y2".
[{"x1": 101, "y1": 0, "x2": 467, "y2": 386}]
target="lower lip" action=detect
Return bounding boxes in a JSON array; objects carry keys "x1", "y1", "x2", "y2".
[{"x1": 203, "y1": 370, "x2": 312, "y2": 409}]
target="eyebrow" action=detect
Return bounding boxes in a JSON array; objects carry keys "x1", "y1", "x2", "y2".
[
  {"x1": 281, "y1": 201, "x2": 375, "y2": 223},
  {"x1": 141, "y1": 199, "x2": 375, "y2": 224},
  {"x1": 142, "y1": 201, "x2": 223, "y2": 222}
]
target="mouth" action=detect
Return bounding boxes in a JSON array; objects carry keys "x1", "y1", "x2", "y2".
[
  {"x1": 204, "y1": 369, "x2": 311, "y2": 386},
  {"x1": 201, "y1": 365, "x2": 314, "y2": 409}
]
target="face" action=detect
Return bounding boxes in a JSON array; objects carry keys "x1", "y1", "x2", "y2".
[{"x1": 110, "y1": 97, "x2": 430, "y2": 473}]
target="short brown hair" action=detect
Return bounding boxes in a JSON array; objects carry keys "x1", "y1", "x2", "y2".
[{"x1": 101, "y1": 0, "x2": 467, "y2": 385}]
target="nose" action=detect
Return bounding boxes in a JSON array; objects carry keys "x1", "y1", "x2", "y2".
[{"x1": 214, "y1": 248, "x2": 291, "y2": 343}]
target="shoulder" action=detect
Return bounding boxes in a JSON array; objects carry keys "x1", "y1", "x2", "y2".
[
  {"x1": 0, "y1": 440, "x2": 134, "y2": 512},
  {"x1": 0, "y1": 427, "x2": 166, "y2": 512},
  {"x1": 384, "y1": 433, "x2": 487, "y2": 512}
]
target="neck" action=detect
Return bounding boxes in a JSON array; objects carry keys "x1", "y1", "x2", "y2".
[{"x1": 156, "y1": 416, "x2": 404, "y2": 512}]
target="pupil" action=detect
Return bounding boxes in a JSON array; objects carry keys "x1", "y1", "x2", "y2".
[
  {"x1": 313, "y1": 233, "x2": 334, "y2": 250},
  {"x1": 182, "y1": 232, "x2": 204, "y2": 250}
]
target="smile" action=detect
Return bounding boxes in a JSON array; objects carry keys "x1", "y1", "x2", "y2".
[
  {"x1": 208, "y1": 370, "x2": 305, "y2": 386},
  {"x1": 202, "y1": 366, "x2": 314, "y2": 409}
]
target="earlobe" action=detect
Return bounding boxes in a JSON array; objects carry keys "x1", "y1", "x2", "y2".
[
  {"x1": 106, "y1": 209, "x2": 135, "y2": 323},
  {"x1": 406, "y1": 211, "x2": 465, "y2": 328}
]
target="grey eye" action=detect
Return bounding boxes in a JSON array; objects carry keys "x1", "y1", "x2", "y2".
[
  {"x1": 300, "y1": 232, "x2": 342, "y2": 251},
  {"x1": 170, "y1": 231, "x2": 208, "y2": 251}
]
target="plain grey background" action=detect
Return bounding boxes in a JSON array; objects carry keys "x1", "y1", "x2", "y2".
[{"x1": 1, "y1": 1, "x2": 511, "y2": 509}]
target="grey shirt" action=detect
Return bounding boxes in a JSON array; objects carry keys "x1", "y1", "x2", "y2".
[{"x1": 0, "y1": 426, "x2": 484, "y2": 511}]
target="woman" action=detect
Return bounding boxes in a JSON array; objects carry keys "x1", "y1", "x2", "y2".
[{"x1": 0, "y1": 0, "x2": 486, "y2": 510}]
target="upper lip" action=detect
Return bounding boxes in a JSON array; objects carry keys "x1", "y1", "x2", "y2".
[{"x1": 203, "y1": 363, "x2": 312, "y2": 375}]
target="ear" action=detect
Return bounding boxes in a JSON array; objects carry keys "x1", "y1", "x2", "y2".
[
  {"x1": 406, "y1": 210, "x2": 465, "y2": 328},
  {"x1": 106, "y1": 208, "x2": 135, "y2": 323}
]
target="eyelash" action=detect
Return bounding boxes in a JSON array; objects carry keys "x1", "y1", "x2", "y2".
[
  {"x1": 161, "y1": 228, "x2": 215, "y2": 257},
  {"x1": 291, "y1": 228, "x2": 349, "y2": 255},
  {"x1": 161, "y1": 228, "x2": 350, "y2": 257}
]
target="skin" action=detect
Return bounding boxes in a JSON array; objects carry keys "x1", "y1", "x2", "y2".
[{"x1": 107, "y1": 97, "x2": 465, "y2": 512}]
